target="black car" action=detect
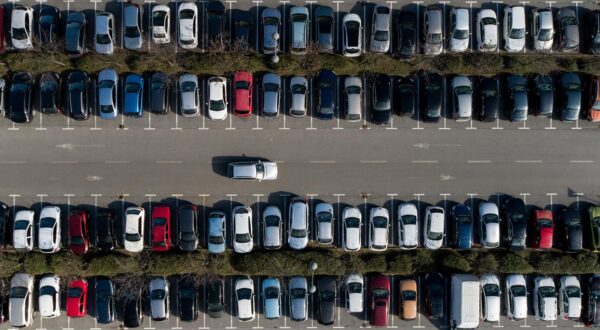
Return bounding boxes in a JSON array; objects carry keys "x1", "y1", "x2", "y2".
[
  {"x1": 178, "y1": 278, "x2": 198, "y2": 321},
  {"x1": 395, "y1": 11, "x2": 417, "y2": 59},
  {"x1": 318, "y1": 277, "x2": 336, "y2": 325},
  {"x1": 94, "y1": 210, "x2": 116, "y2": 251},
  {"x1": 0, "y1": 203, "x2": 9, "y2": 248},
  {"x1": 421, "y1": 72, "x2": 443, "y2": 122},
  {"x1": 39, "y1": 6, "x2": 61, "y2": 48},
  {"x1": 424, "y1": 273, "x2": 444, "y2": 319},
  {"x1": 315, "y1": 6, "x2": 334, "y2": 53},
  {"x1": 0, "y1": 279, "x2": 5, "y2": 323},
  {"x1": 37, "y1": 72, "x2": 61, "y2": 114},
  {"x1": 65, "y1": 12, "x2": 86, "y2": 56},
  {"x1": 206, "y1": 1, "x2": 225, "y2": 47},
  {"x1": 121, "y1": 292, "x2": 143, "y2": 328},
  {"x1": 532, "y1": 74, "x2": 554, "y2": 117},
  {"x1": 396, "y1": 77, "x2": 415, "y2": 116},
  {"x1": 95, "y1": 277, "x2": 115, "y2": 324},
  {"x1": 149, "y1": 72, "x2": 169, "y2": 114},
  {"x1": 178, "y1": 205, "x2": 198, "y2": 251},
  {"x1": 588, "y1": 276, "x2": 600, "y2": 327},
  {"x1": 9, "y1": 71, "x2": 34, "y2": 123},
  {"x1": 371, "y1": 74, "x2": 392, "y2": 125},
  {"x1": 479, "y1": 77, "x2": 500, "y2": 122},
  {"x1": 452, "y1": 204, "x2": 473, "y2": 249},
  {"x1": 206, "y1": 278, "x2": 224, "y2": 318},
  {"x1": 504, "y1": 197, "x2": 527, "y2": 251},
  {"x1": 589, "y1": 11, "x2": 600, "y2": 55},
  {"x1": 318, "y1": 70, "x2": 337, "y2": 120},
  {"x1": 560, "y1": 208, "x2": 582, "y2": 252},
  {"x1": 66, "y1": 71, "x2": 90, "y2": 120},
  {"x1": 233, "y1": 10, "x2": 251, "y2": 49}
]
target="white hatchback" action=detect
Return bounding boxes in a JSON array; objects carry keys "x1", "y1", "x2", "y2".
[
  {"x1": 534, "y1": 276, "x2": 557, "y2": 321},
  {"x1": 38, "y1": 206, "x2": 61, "y2": 254},
  {"x1": 152, "y1": 5, "x2": 171, "y2": 44},
  {"x1": 123, "y1": 207, "x2": 145, "y2": 253},
  {"x1": 449, "y1": 8, "x2": 470, "y2": 52},
  {"x1": 505, "y1": 274, "x2": 528, "y2": 320},
  {"x1": 208, "y1": 77, "x2": 228, "y2": 120},
  {"x1": 11, "y1": 6, "x2": 34, "y2": 50},
  {"x1": 481, "y1": 274, "x2": 501, "y2": 322},
  {"x1": 342, "y1": 207, "x2": 362, "y2": 251},
  {"x1": 559, "y1": 275, "x2": 582, "y2": 321},
  {"x1": 398, "y1": 203, "x2": 418, "y2": 249},
  {"x1": 369, "y1": 207, "x2": 389, "y2": 251},
  {"x1": 288, "y1": 198, "x2": 309, "y2": 250},
  {"x1": 424, "y1": 206, "x2": 444, "y2": 249},
  {"x1": 13, "y1": 209, "x2": 35, "y2": 252},
  {"x1": 178, "y1": 2, "x2": 198, "y2": 49},
  {"x1": 476, "y1": 9, "x2": 498, "y2": 51},
  {"x1": 345, "y1": 274, "x2": 363, "y2": 313},
  {"x1": 236, "y1": 278, "x2": 255, "y2": 322},
  {"x1": 233, "y1": 206, "x2": 253, "y2": 253},
  {"x1": 38, "y1": 275, "x2": 60, "y2": 318}
]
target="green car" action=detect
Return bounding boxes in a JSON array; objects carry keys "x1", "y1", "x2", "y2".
[{"x1": 590, "y1": 206, "x2": 600, "y2": 250}]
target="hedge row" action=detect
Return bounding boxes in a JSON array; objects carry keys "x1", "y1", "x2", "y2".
[
  {"x1": 3, "y1": 50, "x2": 600, "y2": 77},
  {"x1": 0, "y1": 249, "x2": 599, "y2": 278}
]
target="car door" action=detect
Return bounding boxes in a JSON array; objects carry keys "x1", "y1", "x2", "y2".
[
  {"x1": 509, "y1": 289, "x2": 515, "y2": 317},
  {"x1": 481, "y1": 288, "x2": 487, "y2": 319}
]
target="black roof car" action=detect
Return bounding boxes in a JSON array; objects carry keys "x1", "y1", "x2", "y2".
[
  {"x1": 421, "y1": 72, "x2": 443, "y2": 123},
  {"x1": 207, "y1": 1, "x2": 225, "y2": 46},
  {"x1": 318, "y1": 70, "x2": 337, "y2": 120},
  {"x1": 65, "y1": 12, "x2": 86, "y2": 56},
  {"x1": 452, "y1": 204, "x2": 473, "y2": 249},
  {"x1": 207, "y1": 278, "x2": 224, "y2": 318},
  {"x1": 39, "y1": 6, "x2": 61, "y2": 48},
  {"x1": 315, "y1": 6, "x2": 334, "y2": 53},
  {"x1": 588, "y1": 276, "x2": 600, "y2": 327},
  {"x1": 396, "y1": 76, "x2": 415, "y2": 116},
  {"x1": 504, "y1": 197, "x2": 527, "y2": 251},
  {"x1": 590, "y1": 11, "x2": 600, "y2": 55},
  {"x1": 178, "y1": 278, "x2": 198, "y2": 322},
  {"x1": 532, "y1": 74, "x2": 554, "y2": 117},
  {"x1": 233, "y1": 10, "x2": 251, "y2": 49},
  {"x1": 424, "y1": 273, "x2": 444, "y2": 319},
  {"x1": 396, "y1": 11, "x2": 417, "y2": 59},
  {"x1": 371, "y1": 74, "x2": 392, "y2": 125},
  {"x1": 37, "y1": 72, "x2": 61, "y2": 114},
  {"x1": 506, "y1": 75, "x2": 529, "y2": 122},
  {"x1": 0, "y1": 203, "x2": 9, "y2": 248},
  {"x1": 121, "y1": 292, "x2": 143, "y2": 328},
  {"x1": 9, "y1": 71, "x2": 34, "y2": 123},
  {"x1": 94, "y1": 210, "x2": 116, "y2": 251},
  {"x1": 178, "y1": 205, "x2": 198, "y2": 252},
  {"x1": 318, "y1": 277, "x2": 336, "y2": 325},
  {"x1": 479, "y1": 77, "x2": 500, "y2": 122},
  {"x1": 560, "y1": 208, "x2": 582, "y2": 252},
  {"x1": 95, "y1": 277, "x2": 115, "y2": 324},
  {"x1": 149, "y1": 72, "x2": 169, "y2": 114},
  {"x1": 66, "y1": 70, "x2": 90, "y2": 120}
]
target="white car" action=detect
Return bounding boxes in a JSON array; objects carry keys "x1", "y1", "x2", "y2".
[
  {"x1": 233, "y1": 206, "x2": 253, "y2": 253},
  {"x1": 38, "y1": 206, "x2": 61, "y2": 254},
  {"x1": 149, "y1": 277, "x2": 169, "y2": 321},
  {"x1": 532, "y1": 8, "x2": 554, "y2": 52},
  {"x1": 370, "y1": 5, "x2": 391, "y2": 53},
  {"x1": 235, "y1": 278, "x2": 255, "y2": 322},
  {"x1": 559, "y1": 275, "x2": 582, "y2": 320},
  {"x1": 345, "y1": 274, "x2": 364, "y2": 313},
  {"x1": 11, "y1": 6, "x2": 34, "y2": 50},
  {"x1": 503, "y1": 6, "x2": 526, "y2": 52},
  {"x1": 479, "y1": 202, "x2": 500, "y2": 248},
  {"x1": 449, "y1": 8, "x2": 470, "y2": 52},
  {"x1": 152, "y1": 5, "x2": 171, "y2": 44},
  {"x1": 13, "y1": 209, "x2": 35, "y2": 253},
  {"x1": 476, "y1": 9, "x2": 498, "y2": 51},
  {"x1": 263, "y1": 205, "x2": 282, "y2": 250},
  {"x1": 208, "y1": 77, "x2": 228, "y2": 120},
  {"x1": 38, "y1": 275, "x2": 60, "y2": 318},
  {"x1": 481, "y1": 274, "x2": 501, "y2": 322},
  {"x1": 398, "y1": 203, "x2": 418, "y2": 249},
  {"x1": 506, "y1": 274, "x2": 528, "y2": 320},
  {"x1": 178, "y1": 73, "x2": 200, "y2": 117},
  {"x1": 123, "y1": 207, "x2": 145, "y2": 253},
  {"x1": 228, "y1": 161, "x2": 278, "y2": 181},
  {"x1": 288, "y1": 198, "x2": 309, "y2": 250},
  {"x1": 342, "y1": 14, "x2": 362, "y2": 57},
  {"x1": 178, "y1": 2, "x2": 198, "y2": 49},
  {"x1": 424, "y1": 206, "x2": 444, "y2": 250},
  {"x1": 9, "y1": 273, "x2": 34, "y2": 328},
  {"x1": 452, "y1": 75, "x2": 473, "y2": 121},
  {"x1": 534, "y1": 276, "x2": 557, "y2": 321},
  {"x1": 289, "y1": 277, "x2": 308, "y2": 321},
  {"x1": 289, "y1": 76, "x2": 309, "y2": 117},
  {"x1": 316, "y1": 203, "x2": 334, "y2": 245},
  {"x1": 342, "y1": 207, "x2": 362, "y2": 251},
  {"x1": 369, "y1": 207, "x2": 389, "y2": 251},
  {"x1": 95, "y1": 12, "x2": 115, "y2": 55}
]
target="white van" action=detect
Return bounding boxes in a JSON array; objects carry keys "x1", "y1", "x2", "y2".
[{"x1": 450, "y1": 274, "x2": 480, "y2": 329}]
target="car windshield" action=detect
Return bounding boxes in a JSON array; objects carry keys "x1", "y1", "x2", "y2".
[
  {"x1": 346, "y1": 22, "x2": 360, "y2": 43},
  {"x1": 210, "y1": 100, "x2": 225, "y2": 111},
  {"x1": 482, "y1": 88, "x2": 497, "y2": 97},
  {"x1": 10, "y1": 287, "x2": 27, "y2": 298},
  {"x1": 455, "y1": 215, "x2": 471, "y2": 224},
  {"x1": 401, "y1": 215, "x2": 417, "y2": 225},
  {"x1": 291, "y1": 84, "x2": 307, "y2": 94},
  {"x1": 453, "y1": 29, "x2": 469, "y2": 39},
  {"x1": 565, "y1": 83, "x2": 580, "y2": 92},
  {"x1": 125, "y1": 26, "x2": 140, "y2": 38},
  {"x1": 125, "y1": 233, "x2": 141, "y2": 242},
  {"x1": 346, "y1": 85, "x2": 361, "y2": 94},
  {"x1": 511, "y1": 285, "x2": 526, "y2": 297},
  {"x1": 538, "y1": 219, "x2": 552, "y2": 228},
  {"x1": 100, "y1": 105, "x2": 114, "y2": 114},
  {"x1": 237, "y1": 288, "x2": 252, "y2": 300},
  {"x1": 562, "y1": 16, "x2": 576, "y2": 26},
  {"x1": 291, "y1": 288, "x2": 306, "y2": 298},
  {"x1": 209, "y1": 235, "x2": 224, "y2": 244},
  {"x1": 483, "y1": 284, "x2": 500, "y2": 296},
  {"x1": 565, "y1": 286, "x2": 581, "y2": 298},
  {"x1": 427, "y1": 230, "x2": 442, "y2": 241},
  {"x1": 97, "y1": 289, "x2": 111, "y2": 302},
  {"x1": 180, "y1": 232, "x2": 196, "y2": 242},
  {"x1": 537, "y1": 83, "x2": 552, "y2": 92},
  {"x1": 264, "y1": 215, "x2": 280, "y2": 227},
  {"x1": 68, "y1": 287, "x2": 83, "y2": 298},
  {"x1": 236, "y1": 233, "x2": 251, "y2": 243},
  {"x1": 40, "y1": 286, "x2": 57, "y2": 297},
  {"x1": 593, "y1": 101, "x2": 600, "y2": 110},
  {"x1": 292, "y1": 14, "x2": 307, "y2": 23},
  {"x1": 374, "y1": 30, "x2": 389, "y2": 42},
  {"x1": 236, "y1": 81, "x2": 250, "y2": 90},
  {"x1": 539, "y1": 286, "x2": 556, "y2": 298},
  {"x1": 14, "y1": 220, "x2": 29, "y2": 230},
  {"x1": 512, "y1": 84, "x2": 527, "y2": 92},
  {"x1": 265, "y1": 287, "x2": 279, "y2": 299},
  {"x1": 564, "y1": 216, "x2": 581, "y2": 228},
  {"x1": 150, "y1": 289, "x2": 165, "y2": 300},
  {"x1": 207, "y1": 302, "x2": 223, "y2": 312},
  {"x1": 402, "y1": 290, "x2": 416, "y2": 300},
  {"x1": 429, "y1": 33, "x2": 442, "y2": 44},
  {"x1": 482, "y1": 213, "x2": 499, "y2": 224},
  {"x1": 348, "y1": 282, "x2": 362, "y2": 294},
  {"x1": 482, "y1": 17, "x2": 496, "y2": 25},
  {"x1": 591, "y1": 290, "x2": 600, "y2": 301},
  {"x1": 181, "y1": 81, "x2": 196, "y2": 93},
  {"x1": 97, "y1": 34, "x2": 111, "y2": 44},
  {"x1": 180, "y1": 10, "x2": 195, "y2": 20},
  {"x1": 153, "y1": 218, "x2": 166, "y2": 226},
  {"x1": 153, "y1": 11, "x2": 167, "y2": 26},
  {"x1": 320, "y1": 290, "x2": 335, "y2": 302},
  {"x1": 510, "y1": 28, "x2": 525, "y2": 39},
  {"x1": 318, "y1": 17, "x2": 332, "y2": 33},
  {"x1": 399, "y1": 84, "x2": 413, "y2": 94},
  {"x1": 372, "y1": 216, "x2": 388, "y2": 228},
  {"x1": 291, "y1": 229, "x2": 307, "y2": 238},
  {"x1": 345, "y1": 217, "x2": 360, "y2": 228},
  {"x1": 538, "y1": 28, "x2": 552, "y2": 41},
  {"x1": 98, "y1": 80, "x2": 114, "y2": 90},
  {"x1": 69, "y1": 82, "x2": 85, "y2": 92},
  {"x1": 40, "y1": 217, "x2": 56, "y2": 228},
  {"x1": 455, "y1": 86, "x2": 472, "y2": 95},
  {"x1": 126, "y1": 83, "x2": 141, "y2": 94},
  {"x1": 12, "y1": 28, "x2": 28, "y2": 40},
  {"x1": 264, "y1": 83, "x2": 279, "y2": 92},
  {"x1": 317, "y1": 212, "x2": 332, "y2": 223},
  {"x1": 70, "y1": 236, "x2": 85, "y2": 245},
  {"x1": 180, "y1": 289, "x2": 195, "y2": 300},
  {"x1": 264, "y1": 17, "x2": 279, "y2": 26},
  {"x1": 152, "y1": 81, "x2": 165, "y2": 91},
  {"x1": 372, "y1": 288, "x2": 388, "y2": 298}
]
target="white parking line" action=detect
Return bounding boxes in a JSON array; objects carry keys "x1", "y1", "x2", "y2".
[
  {"x1": 411, "y1": 160, "x2": 439, "y2": 164},
  {"x1": 467, "y1": 160, "x2": 492, "y2": 164},
  {"x1": 569, "y1": 160, "x2": 594, "y2": 163},
  {"x1": 105, "y1": 160, "x2": 130, "y2": 164},
  {"x1": 155, "y1": 160, "x2": 183, "y2": 164},
  {"x1": 51, "y1": 160, "x2": 78, "y2": 164},
  {"x1": 310, "y1": 160, "x2": 336, "y2": 164},
  {"x1": 360, "y1": 160, "x2": 387, "y2": 164},
  {"x1": 515, "y1": 160, "x2": 543, "y2": 163}
]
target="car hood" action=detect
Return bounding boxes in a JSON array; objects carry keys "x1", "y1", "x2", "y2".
[
  {"x1": 541, "y1": 297, "x2": 557, "y2": 320},
  {"x1": 237, "y1": 299, "x2": 253, "y2": 320},
  {"x1": 263, "y1": 25, "x2": 278, "y2": 50},
  {"x1": 13, "y1": 230, "x2": 28, "y2": 249},
  {"x1": 425, "y1": 41, "x2": 443, "y2": 55},
  {"x1": 262, "y1": 163, "x2": 278, "y2": 180},
  {"x1": 345, "y1": 228, "x2": 360, "y2": 250},
  {"x1": 348, "y1": 293, "x2": 362, "y2": 312},
  {"x1": 450, "y1": 37, "x2": 469, "y2": 51},
  {"x1": 319, "y1": 301, "x2": 335, "y2": 324},
  {"x1": 289, "y1": 236, "x2": 308, "y2": 250},
  {"x1": 484, "y1": 222, "x2": 500, "y2": 245},
  {"x1": 151, "y1": 300, "x2": 167, "y2": 319},
  {"x1": 208, "y1": 241, "x2": 225, "y2": 254},
  {"x1": 180, "y1": 19, "x2": 195, "y2": 40},
  {"x1": 234, "y1": 241, "x2": 253, "y2": 253},
  {"x1": 264, "y1": 226, "x2": 280, "y2": 247},
  {"x1": 403, "y1": 224, "x2": 418, "y2": 247},
  {"x1": 534, "y1": 38, "x2": 553, "y2": 51},
  {"x1": 12, "y1": 37, "x2": 32, "y2": 50},
  {"x1": 485, "y1": 296, "x2": 500, "y2": 321},
  {"x1": 539, "y1": 227, "x2": 553, "y2": 248},
  {"x1": 539, "y1": 91, "x2": 553, "y2": 113},
  {"x1": 291, "y1": 298, "x2": 306, "y2": 320},
  {"x1": 372, "y1": 228, "x2": 388, "y2": 247},
  {"x1": 39, "y1": 295, "x2": 56, "y2": 316},
  {"x1": 39, "y1": 228, "x2": 55, "y2": 249},
  {"x1": 457, "y1": 222, "x2": 473, "y2": 248},
  {"x1": 124, "y1": 240, "x2": 143, "y2": 252},
  {"x1": 513, "y1": 296, "x2": 527, "y2": 319},
  {"x1": 507, "y1": 36, "x2": 525, "y2": 51},
  {"x1": 96, "y1": 41, "x2": 113, "y2": 54},
  {"x1": 567, "y1": 227, "x2": 583, "y2": 250}
]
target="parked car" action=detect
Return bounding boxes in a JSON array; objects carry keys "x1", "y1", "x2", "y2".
[
  {"x1": 452, "y1": 204, "x2": 473, "y2": 249},
  {"x1": 151, "y1": 204, "x2": 171, "y2": 252},
  {"x1": 233, "y1": 206, "x2": 253, "y2": 253},
  {"x1": 476, "y1": 9, "x2": 498, "y2": 51},
  {"x1": 262, "y1": 8, "x2": 281, "y2": 54},
  {"x1": 208, "y1": 77, "x2": 228, "y2": 120},
  {"x1": 39, "y1": 206, "x2": 61, "y2": 254},
  {"x1": 588, "y1": 76, "x2": 600, "y2": 122},
  {"x1": 39, "y1": 6, "x2": 60, "y2": 48},
  {"x1": 316, "y1": 203, "x2": 334, "y2": 245},
  {"x1": 345, "y1": 274, "x2": 363, "y2": 313},
  {"x1": 423, "y1": 6, "x2": 444, "y2": 55},
  {"x1": 590, "y1": 206, "x2": 600, "y2": 250},
  {"x1": 452, "y1": 75, "x2": 473, "y2": 121},
  {"x1": 397, "y1": 77, "x2": 416, "y2": 117},
  {"x1": 95, "y1": 277, "x2": 115, "y2": 324},
  {"x1": 68, "y1": 210, "x2": 89, "y2": 255},
  {"x1": 531, "y1": 209, "x2": 553, "y2": 249},
  {"x1": 178, "y1": 205, "x2": 198, "y2": 252},
  {"x1": 0, "y1": 203, "x2": 8, "y2": 248},
  {"x1": 0, "y1": 78, "x2": 5, "y2": 116},
  {"x1": 13, "y1": 209, "x2": 35, "y2": 253},
  {"x1": 235, "y1": 278, "x2": 255, "y2": 322},
  {"x1": 558, "y1": 8, "x2": 579, "y2": 52},
  {"x1": 94, "y1": 210, "x2": 116, "y2": 251},
  {"x1": 123, "y1": 73, "x2": 144, "y2": 117},
  {"x1": 228, "y1": 161, "x2": 278, "y2": 181},
  {"x1": 95, "y1": 12, "x2": 115, "y2": 54},
  {"x1": 318, "y1": 70, "x2": 337, "y2": 119},
  {"x1": 371, "y1": 74, "x2": 392, "y2": 125},
  {"x1": 149, "y1": 277, "x2": 169, "y2": 321},
  {"x1": 233, "y1": 71, "x2": 253, "y2": 117},
  {"x1": 151, "y1": 5, "x2": 170, "y2": 44},
  {"x1": 560, "y1": 208, "x2": 582, "y2": 252},
  {"x1": 9, "y1": 273, "x2": 34, "y2": 328},
  {"x1": 531, "y1": 8, "x2": 554, "y2": 52},
  {"x1": 534, "y1": 276, "x2": 557, "y2": 321},
  {"x1": 38, "y1": 274, "x2": 60, "y2": 318},
  {"x1": 123, "y1": 3, "x2": 143, "y2": 49},
  {"x1": 207, "y1": 211, "x2": 226, "y2": 254},
  {"x1": 369, "y1": 207, "x2": 389, "y2": 251},
  {"x1": 398, "y1": 203, "x2": 418, "y2": 249},
  {"x1": 66, "y1": 70, "x2": 90, "y2": 120},
  {"x1": 370, "y1": 5, "x2": 391, "y2": 53},
  {"x1": 395, "y1": 11, "x2": 417, "y2": 58},
  {"x1": 399, "y1": 279, "x2": 417, "y2": 320},
  {"x1": 424, "y1": 206, "x2": 444, "y2": 250},
  {"x1": 344, "y1": 76, "x2": 362, "y2": 121},
  {"x1": 481, "y1": 274, "x2": 501, "y2": 322},
  {"x1": 532, "y1": 74, "x2": 554, "y2": 117},
  {"x1": 289, "y1": 198, "x2": 309, "y2": 250},
  {"x1": 206, "y1": 1, "x2": 225, "y2": 47},
  {"x1": 233, "y1": 11, "x2": 251, "y2": 48},
  {"x1": 370, "y1": 274, "x2": 390, "y2": 326},
  {"x1": 263, "y1": 205, "x2": 282, "y2": 250},
  {"x1": 178, "y1": 2, "x2": 198, "y2": 49},
  {"x1": 262, "y1": 278, "x2": 281, "y2": 319},
  {"x1": 121, "y1": 291, "x2": 143, "y2": 328},
  {"x1": 290, "y1": 6, "x2": 309, "y2": 55},
  {"x1": 479, "y1": 202, "x2": 500, "y2": 248},
  {"x1": 503, "y1": 6, "x2": 526, "y2": 52},
  {"x1": 589, "y1": 11, "x2": 600, "y2": 55},
  {"x1": 318, "y1": 277, "x2": 336, "y2": 325},
  {"x1": 207, "y1": 278, "x2": 225, "y2": 318},
  {"x1": 289, "y1": 276, "x2": 308, "y2": 321},
  {"x1": 0, "y1": 6, "x2": 3, "y2": 53},
  {"x1": 149, "y1": 72, "x2": 169, "y2": 115},
  {"x1": 37, "y1": 72, "x2": 60, "y2": 115},
  {"x1": 66, "y1": 279, "x2": 88, "y2": 318},
  {"x1": 315, "y1": 6, "x2": 334, "y2": 53},
  {"x1": 587, "y1": 276, "x2": 600, "y2": 327},
  {"x1": 9, "y1": 71, "x2": 34, "y2": 123},
  {"x1": 97, "y1": 68, "x2": 118, "y2": 119},
  {"x1": 11, "y1": 6, "x2": 34, "y2": 50},
  {"x1": 506, "y1": 75, "x2": 528, "y2": 122},
  {"x1": 123, "y1": 207, "x2": 145, "y2": 253},
  {"x1": 289, "y1": 76, "x2": 308, "y2": 117},
  {"x1": 342, "y1": 14, "x2": 362, "y2": 57},
  {"x1": 559, "y1": 275, "x2": 581, "y2": 321},
  {"x1": 424, "y1": 273, "x2": 445, "y2": 319},
  {"x1": 504, "y1": 198, "x2": 527, "y2": 251},
  {"x1": 479, "y1": 77, "x2": 500, "y2": 122},
  {"x1": 449, "y1": 8, "x2": 470, "y2": 52},
  {"x1": 560, "y1": 72, "x2": 582, "y2": 121},
  {"x1": 422, "y1": 72, "x2": 444, "y2": 122},
  {"x1": 506, "y1": 274, "x2": 528, "y2": 320},
  {"x1": 178, "y1": 278, "x2": 198, "y2": 322},
  {"x1": 65, "y1": 12, "x2": 86, "y2": 56},
  {"x1": 342, "y1": 207, "x2": 362, "y2": 251},
  {"x1": 262, "y1": 73, "x2": 281, "y2": 118},
  {"x1": 178, "y1": 73, "x2": 200, "y2": 117}
]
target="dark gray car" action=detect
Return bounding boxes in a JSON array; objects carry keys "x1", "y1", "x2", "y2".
[
  {"x1": 561, "y1": 208, "x2": 582, "y2": 252},
  {"x1": 318, "y1": 277, "x2": 336, "y2": 325},
  {"x1": 315, "y1": 6, "x2": 334, "y2": 52},
  {"x1": 95, "y1": 277, "x2": 115, "y2": 324},
  {"x1": 65, "y1": 12, "x2": 86, "y2": 56},
  {"x1": 506, "y1": 75, "x2": 528, "y2": 122},
  {"x1": 178, "y1": 205, "x2": 198, "y2": 251},
  {"x1": 558, "y1": 8, "x2": 579, "y2": 52},
  {"x1": 149, "y1": 72, "x2": 169, "y2": 114},
  {"x1": 560, "y1": 72, "x2": 581, "y2": 121},
  {"x1": 533, "y1": 74, "x2": 554, "y2": 117}
]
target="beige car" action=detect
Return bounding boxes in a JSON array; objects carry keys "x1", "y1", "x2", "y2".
[{"x1": 399, "y1": 279, "x2": 417, "y2": 320}]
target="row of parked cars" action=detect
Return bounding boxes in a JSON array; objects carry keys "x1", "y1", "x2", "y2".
[
  {"x1": 6, "y1": 272, "x2": 600, "y2": 328},
  {"x1": 3, "y1": 70, "x2": 600, "y2": 124},
  {"x1": 4, "y1": 198, "x2": 600, "y2": 254},
  {"x1": 6, "y1": 3, "x2": 600, "y2": 57}
]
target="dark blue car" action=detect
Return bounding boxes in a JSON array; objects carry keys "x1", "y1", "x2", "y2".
[
  {"x1": 318, "y1": 70, "x2": 337, "y2": 119},
  {"x1": 452, "y1": 204, "x2": 473, "y2": 249},
  {"x1": 123, "y1": 73, "x2": 144, "y2": 117},
  {"x1": 95, "y1": 277, "x2": 115, "y2": 324}
]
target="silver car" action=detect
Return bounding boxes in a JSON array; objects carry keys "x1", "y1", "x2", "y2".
[
  {"x1": 290, "y1": 76, "x2": 308, "y2": 117},
  {"x1": 288, "y1": 276, "x2": 308, "y2": 321},
  {"x1": 9, "y1": 273, "x2": 34, "y2": 328},
  {"x1": 316, "y1": 203, "x2": 334, "y2": 244},
  {"x1": 95, "y1": 12, "x2": 115, "y2": 55},
  {"x1": 263, "y1": 205, "x2": 283, "y2": 250},
  {"x1": 11, "y1": 6, "x2": 34, "y2": 50},
  {"x1": 370, "y1": 5, "x2": 391, "y2": 53},
  {"x1": 178, "y1": 73, "x2": 200, "y2": 117},
  {"x1": 13, "y1": 209, "x2": 35, "y2": 253},
  {"x1": 262, "y1": 8, "x2": 281, "y2": 54},
  {"x1": 531, "y1": 8, "x2": 554, "y2": 52},
  {"x1": 452, "y1": 75, "x2": 473, "y2": 121},
  {"x1": 342, "y1": 14, "x2": 362, "y2": 57},
  {"x1": 424, "y1": 6, "x2": 444, "y2": 55},
  {"x1": 290, "y1": 6, "x2": 309, "y2": 55},
  {"x1": 123, "y1": 3, "x2": 143, "y2": 50},
  {"x1": 149, "y1": 277, "x2": 169, "y2": 321},
  {"x1": 558, "y1": 8, "x2": 579, "y2": 52},
  {"x1": 344, "y1": 76, "x2": 362, "y2": 121},
  {"x1": 207, "y1": 211, "x2": 226, "y2": 254},
  {"x1": 97, "y1": 68, "x2": 118, "y2": 120},
  {"x1": 262, "y1": 73, "x2": 281, "y2": 118}
]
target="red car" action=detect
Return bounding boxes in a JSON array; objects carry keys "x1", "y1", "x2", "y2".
[
  {"x1": 233, "y1": 71, "x2": 253, "y2": 116},
  {"x1": 0, "y1": 6, "x2": 4, "y2": 53},
  {"x1": 151, "y1": 204, "x2": 171, "y2": 252},
  {"x1": 66, "y1": 279, "x2": 88, "y2": 318},
  {"x1": 370, "y1": 274, "x2": 390, "y2": 327},
  {"x1": 68, "y1": 210, "x2": 89, "y2": 255},
  {"x1": 532, "y1": 209, "x2": 554, "y2": 249}
]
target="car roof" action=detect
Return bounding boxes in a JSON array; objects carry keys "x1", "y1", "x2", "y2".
[{"x1": 510, "y1": 6, "x2": 526, "y2": 28}]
